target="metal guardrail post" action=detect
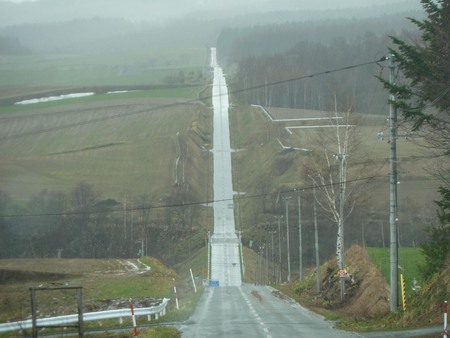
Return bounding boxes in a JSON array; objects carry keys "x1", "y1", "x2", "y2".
[{"x1": 0, "y1": 298, "x2": 170, "y2": 333}]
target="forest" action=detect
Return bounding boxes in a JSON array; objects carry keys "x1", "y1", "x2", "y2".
[
  {"x1": 216, "y1": 14, "x2": 421, "y2": 114},
  {"x1": 0, "y1": 183, "x2": 205, "y2": 264}
]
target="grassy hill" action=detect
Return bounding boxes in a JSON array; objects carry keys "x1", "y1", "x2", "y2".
[
  {"x1": 0, "y1": 91, "x2": 210, "y2": 200},
  {"x1": 227, "y1": 104, "x2": 444, "y2": 264}
]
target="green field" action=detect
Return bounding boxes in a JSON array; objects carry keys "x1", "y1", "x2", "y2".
[
  {"x1": 0, "y1": 94, "x2": 211, "y2": 200},
  {"x1": 0, "y1": 45, "x2": 213, "y2": 202},
  {"x1": 367, "y1": 247, "x2": 425, "y2": 299},
  {"x1": 0, "y1": 47, "x2": 207, "y2": 88}
]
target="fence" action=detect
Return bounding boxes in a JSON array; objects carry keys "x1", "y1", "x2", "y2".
[{"x1": 0, "y1": 298, "x2": 170, "y2": 333}]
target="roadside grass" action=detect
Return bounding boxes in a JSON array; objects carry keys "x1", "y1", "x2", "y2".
[
  {"x1": 160, "y1": 246, "x2": 208, "y2": 323},
  {"x1": 85, "y1": 327, "x2": 181, "y2": 338},
  {"x1": 2, "y1": 326, "x2": 181, "y2": 338}
]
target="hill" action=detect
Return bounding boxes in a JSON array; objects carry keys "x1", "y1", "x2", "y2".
[
  {"x1": 228, "y1": 104, "x2": 443, "y2": 263},
  {"x1": 287, "y1": 245, "x2": 390, "y2": 319},
  {"x1": 274, "y1": 245, "x2": 448, "y2": 333}
]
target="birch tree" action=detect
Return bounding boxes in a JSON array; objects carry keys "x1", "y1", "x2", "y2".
[{"x1": 304, "y1": 96, "x2": 378, "y2": 271}]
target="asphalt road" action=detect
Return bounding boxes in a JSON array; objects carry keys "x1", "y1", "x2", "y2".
[
  {"x1": 210, "y1": 47, "x2": 241, "y2": 286},
  {"x1": 180, "y1": 284, "x2": 359, "y2": 337}
]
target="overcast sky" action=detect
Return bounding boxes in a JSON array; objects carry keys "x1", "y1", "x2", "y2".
[
  {"x1": 0, "y1": 0, "x2": 419, "y2": 8},
  {"x1": 1, "y1": 0, "x2": 38, "y2": 2}
]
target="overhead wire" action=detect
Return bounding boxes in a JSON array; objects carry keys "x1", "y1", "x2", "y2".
[
  {"x1": 0, "y1": 56, "x2": 394, "y2": 219},
  {"x1": 0, "y1": 56, "x2": 389, "y2": 141},
  {"x1": 1, "y1": 174, "x2": 389, "y2": 218}
]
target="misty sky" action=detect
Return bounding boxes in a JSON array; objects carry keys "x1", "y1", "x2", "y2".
[
  {"x1": 1, "y1": 0, "x2": 38, "y2": 2},
  {"x1": 0, "y1": 0, "x2": 418, "y2": 9},
  {"x1": 0, "y1": 0, "x2": 422, "y2": 29}
]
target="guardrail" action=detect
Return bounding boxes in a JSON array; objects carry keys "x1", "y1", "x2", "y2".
[{"x1": 0, "y1": 298, "x2": 170, "y2": 333}]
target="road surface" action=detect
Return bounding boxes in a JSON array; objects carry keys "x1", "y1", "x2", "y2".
[
  {"x1": 180, "y1": 285, "x2": 359, "y2": 337},
  {"x1": 210, "y1": 47, "x2": 241, "y2": 287}
]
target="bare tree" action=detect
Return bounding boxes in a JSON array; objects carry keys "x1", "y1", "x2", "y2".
[{"x1": 304, "y1": 98, "x2": 381, "y2": 269}]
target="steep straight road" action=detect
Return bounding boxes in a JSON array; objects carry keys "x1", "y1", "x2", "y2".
[
  {"x1": 209, "y1": 47, "x2": 241, "y2": 287},
  {"x1": 180, "y1": 48, "x2": 359, "y2": 338}
]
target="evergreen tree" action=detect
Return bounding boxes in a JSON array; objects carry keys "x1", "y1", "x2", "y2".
[
  {"x1": 382, "y1": 0, "x2": 450, "y2": 278},
  {"x1": 420, "y1": 186, "x2": 450, "y2": 278},
  {"x1": 383, "y1": 0, "x2": 450, "y2": 135}
]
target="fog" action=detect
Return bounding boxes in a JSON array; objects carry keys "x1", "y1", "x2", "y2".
[
  {"x1": 0, "y1": 0, "x2": 433, "y2": 268},
  {"x1": 0, "y1": 0, "x2": 421, "y2": 27},
  {"x1": 0, "y1": 0, "x2": 422, "y2": 55}
]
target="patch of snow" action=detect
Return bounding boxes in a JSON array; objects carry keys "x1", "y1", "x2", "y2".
[
  {"x1": 15, "y1": 92, "x2": 95, "y2": 105},
  {"x1": 138, "y1": 258, "x2": 151, "y2": 271},
  {"x1": 126, "y1": 261, "x2": 139, "y2": 271}
]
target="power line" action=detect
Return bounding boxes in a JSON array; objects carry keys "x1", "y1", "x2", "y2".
[
  {"x1": 1, "y1": 56, "x2": 388, "y2": 141},
  {"x1": 0, "y1": 174, "x2": 387, "y2": 219},
  {"x1": 0, "y1": 57, "x2": 391, "y2": 219},
  {"x1": 229, "y1": 56, "x2": 388, "y2": 95}
]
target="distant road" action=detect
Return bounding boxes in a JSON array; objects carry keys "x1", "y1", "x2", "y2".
[{"x1": 210, "y1": 47, "x2": 241, "y2": 286}]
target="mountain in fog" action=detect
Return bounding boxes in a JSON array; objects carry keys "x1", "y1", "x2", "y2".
[
  {"x1": 0, "y1": 0, "x2": 421, "y2": 27},
  {"x1": 0, "y1": 0, "x2": 422, "y2": 54}
]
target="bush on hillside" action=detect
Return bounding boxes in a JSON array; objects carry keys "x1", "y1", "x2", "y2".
[{"x1": 419, "y1": 187, "x2": 450, "y2": 280}]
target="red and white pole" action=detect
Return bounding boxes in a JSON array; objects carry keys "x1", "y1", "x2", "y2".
[
  {"x1": 444, "y1": 301, "x2": 448, "y2": 338},
  {"x1": 130, "y1": 303, "x2": 139, "y2": 337}
]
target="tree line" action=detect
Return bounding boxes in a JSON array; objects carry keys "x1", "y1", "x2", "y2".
[
  {"x1": 0, "y1": 183, "x2": 205, "y2": 265},
  {"x1": 217, "y1": 15, "x2": 420, "y2": 114}
]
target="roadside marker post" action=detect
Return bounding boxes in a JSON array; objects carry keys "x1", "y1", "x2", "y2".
[
  {"x1": 444, "y1": 301, "x2": 448, "y2": 338},
  {"x1": 400, "y1": 274, "x2": 407, "y2": 311},
  {"x1": 173, "y1": 278, "x2": 179, "y2": 310},
  {"x1": 129, "y1": 303, "x2": 139, "y2": 337},
  {"x1": 190, "y1": 268, "x2": 197, "y2": 293}
]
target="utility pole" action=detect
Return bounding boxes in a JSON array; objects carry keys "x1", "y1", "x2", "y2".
[
  {"x1": 207, "y1": 231, "x2": 211, "y2": 280},
  {"x1": 283, "y1": 196, "x2": 292, "y2": 283},
  {"x1": 309, "y1": 175, "x2": 321, "y2": 293},
  {"x1": 295, "y1": 189, "x2": 303, "y2": 280},
  {"x1": 275, "y1": 215, "x2": 283, "y2": 282},
  {"x1": 269, "y1": 230, "x2": 276, "y2": 283},
  {"x1": 123, "y1": 196, "x2": 127, "y2": 241},
  {"x1": 389, "y1": 54, "x2": 399, "y2": 312}
]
